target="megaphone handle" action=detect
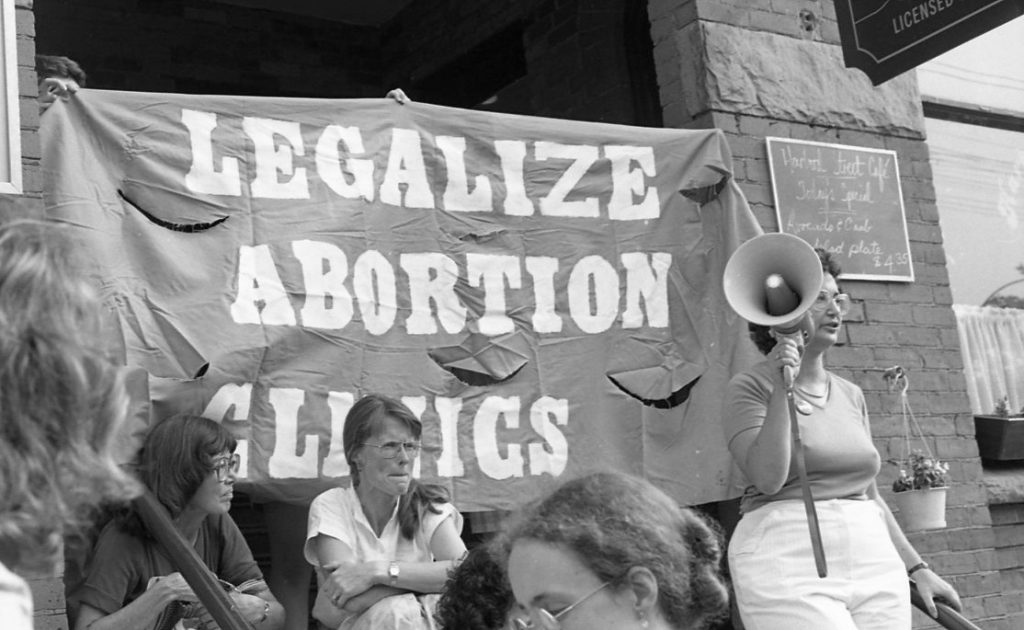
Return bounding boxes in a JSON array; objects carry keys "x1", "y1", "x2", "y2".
[
  {"x1": 784, "y1": 365, "x2": 797, "y2": 389},
  {"x1": 787, "y1": 388, "x2": 828, "y2": 578},
  {"x1": 776, "y1": 330, "x2": 804, "y2": 388}
]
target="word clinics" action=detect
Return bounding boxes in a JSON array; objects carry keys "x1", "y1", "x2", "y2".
[{"x1": 179, "y1": 109, "x2": 663, "y2": 220}]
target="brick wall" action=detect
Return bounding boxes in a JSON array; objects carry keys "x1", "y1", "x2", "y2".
[
  {"x1": 14, "y1": 0, "x2": 41, "y2": 204},
  {"x1": 11, "y1": 0, "x2": 61, "y2": 627},
  {"x1": 26, "y1": 559, "x2": 69, "y2": 630},
  {"x1": 647, "y1": 0, "x2": 1007, "y2": 627},
  {"x1": 385, "y1": 0, "x2": 654, "y2": 125},
  {"x1": 35, "y1": 0, "x2": 653, "y2": 127},
  {"x1": 991, "y1": 503, "x2": 1024, "y2": 627},
  {"x1": 33, "y1": 0, "x2": 382, "y2": 97}
]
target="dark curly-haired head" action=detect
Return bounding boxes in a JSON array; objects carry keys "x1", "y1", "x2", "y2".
[
  {"x1": 36, "y1": 55, "x2": 87, "y2": 86},
  {"x1": 504, "y1": 471, "x2": 730, "y2": 630},
  {"x1": 749, "y1": 248, "x2": 842, "y2": 354},
  {"x1": 435, "y1": 541, "x2": 515, "y2": 630}
]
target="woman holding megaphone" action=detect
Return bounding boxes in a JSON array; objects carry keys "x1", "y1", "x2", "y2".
[{"x1": 722, "y1": 243, "x2": 960, "y2": 629}]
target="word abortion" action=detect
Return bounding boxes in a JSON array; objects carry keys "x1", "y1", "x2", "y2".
[
  {"x1": 232, "y1": 240, "x2": 672, "y2": 335},
  {"x1": 181, "y1": 109, "x2": 663, "y2": 220}
]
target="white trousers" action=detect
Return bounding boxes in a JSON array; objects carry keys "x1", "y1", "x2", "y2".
[{"x1": 729, "y1": 499, "x2": 910, "y2": 630}]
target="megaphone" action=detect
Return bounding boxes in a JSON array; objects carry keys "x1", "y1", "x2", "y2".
[{"x1": 722, "y1": 233, "x2": 823, "y2": 334}]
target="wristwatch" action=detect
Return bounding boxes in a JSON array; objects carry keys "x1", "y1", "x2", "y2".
[
  {"x1": 388, "y1": 561, "x2": 400, "y2": 586},
  {"x1": 907, "y1": 561, "x2": 930, "y2": 576}
]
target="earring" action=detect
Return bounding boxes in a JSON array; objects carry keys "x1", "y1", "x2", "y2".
[{"x1": 637, "y1": 610, "x2": 649, "y2": 629}]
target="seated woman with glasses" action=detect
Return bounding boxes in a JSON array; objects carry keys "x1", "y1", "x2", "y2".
[
  {"x1": 723, "y1": 248, "x2": 960, "y2": 628},
  {"x1": 504, "y1": 471, "x2": 729, "y2": 630},
  {"x1": 305, "y1": 394, "x2": 466, "y2": 630},
  {"x1": 69, "y1": 414, "x2": 285, "y2": 629}
]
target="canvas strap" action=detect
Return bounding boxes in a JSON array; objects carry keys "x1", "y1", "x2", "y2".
[{"x1": 787, "y1": 387, "x2": 828, "y2": 578}]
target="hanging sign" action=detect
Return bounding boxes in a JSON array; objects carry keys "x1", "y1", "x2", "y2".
[
  {"x1": 767, "y1": 137, "x2": 914, "y2": 282},
  {"x1": 834, "y1": 0, "x2": 1024, "y2": 85}
]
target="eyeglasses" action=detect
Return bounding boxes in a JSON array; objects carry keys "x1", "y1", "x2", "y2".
[
  {"x1": 210, "y1": 453, "x2": 240, "y2": 481},
  {"x1": 361, "y1": 441, "x2": 421, "y2": 459},
  {"x1": 512, "y1": 581, "x2": 611, "y2": 630},
  {"x1": 810, "y1": 291, "x2": 851, "y2": 316}
]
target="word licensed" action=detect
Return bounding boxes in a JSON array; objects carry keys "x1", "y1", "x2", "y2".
[{"x1": 891, "y1": 0, "x2": 956, "y2": 34}]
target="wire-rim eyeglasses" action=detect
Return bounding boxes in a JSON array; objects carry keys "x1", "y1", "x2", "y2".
[
  {"x1": 361, "y1": 441, "x2": 422, "y2": 459},
  {"x1": 511, "y1": 581, "x2": 611, "y2": 630}
]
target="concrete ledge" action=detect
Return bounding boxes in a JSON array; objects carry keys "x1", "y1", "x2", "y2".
[{"x1": 983, "y1": 466, "x2": 1024, "y2": 504}]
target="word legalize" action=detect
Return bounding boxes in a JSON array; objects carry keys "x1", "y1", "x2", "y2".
[
  {"x1": 181, "y1": 109, "x2": 663, "y2": 220},
  {"x1": 206, "y1": 384, "x2": 572, "y2": 481}
]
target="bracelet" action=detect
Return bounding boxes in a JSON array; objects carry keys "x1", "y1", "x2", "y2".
[
  {"x1": 907, "y1": 561, "x2": 930, "y2": 576},
  {"x1": 257, "y1": 600, "x2": 270, "y2": 624}
]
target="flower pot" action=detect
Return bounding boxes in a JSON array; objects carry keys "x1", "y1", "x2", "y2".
[
  {"x1": 974, "y1": 415, "x2": 1024, "y2": 461},
  {"x1": 891, "y1": 487, "x2": 947, "y2": 531}
]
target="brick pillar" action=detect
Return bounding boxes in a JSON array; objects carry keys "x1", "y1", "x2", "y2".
[
  {"x1": 647, "y1": 1, "x2": 1007, "y2": 627},
  {"x1": 10, "y1": 0, "x2": 63, "y2": 627}
]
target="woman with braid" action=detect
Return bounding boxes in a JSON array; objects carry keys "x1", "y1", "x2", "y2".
[{"x1": 305, "y1": 394, "x2": 466, "y2": 629}]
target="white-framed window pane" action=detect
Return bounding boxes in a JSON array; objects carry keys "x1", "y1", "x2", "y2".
[
  {"x1": 929, "y1": 118, "x2": 1024, "y2": 306},
  {"x1": 917, "y1": 18, "x2": 1024, "y2": 116}
]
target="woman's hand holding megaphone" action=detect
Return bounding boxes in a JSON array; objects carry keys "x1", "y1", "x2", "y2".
[{"x1": 769, "y1": 333, "x2": 804, "y2": 389}]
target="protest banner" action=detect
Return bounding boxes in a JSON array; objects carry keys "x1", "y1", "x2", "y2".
[{"x1": 42, "y1": 91, "x2": 761, "y2": 508}]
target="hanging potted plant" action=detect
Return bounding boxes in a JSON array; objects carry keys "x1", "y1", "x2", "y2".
[
  {"x1": 890, "y1": 450, "x2": 950, "y2": 531},
  {"x1": 973, "y1": 396, "x2": 1024, "y2": 461}
]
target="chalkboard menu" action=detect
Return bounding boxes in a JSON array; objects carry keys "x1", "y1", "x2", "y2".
[{"x1": 766, "y1": 137, "x2": 914, "y2": 282}]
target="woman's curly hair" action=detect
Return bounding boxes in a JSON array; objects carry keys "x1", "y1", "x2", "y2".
[
  {"x1": 0, "y1": 220, "x2": 138, "y2": 570},
  {"x1": 749, "y1": 248, "x2": 843, "y2": 354},
  {"x1": 36, "y1": 54, "x2": 87, "y2": 86},
  {"x1": 505, "y1": 471, "x2": 730, "y2": 630},
  {"x1": 435, "y1": 541, "x2": 515, "y2": 630}
]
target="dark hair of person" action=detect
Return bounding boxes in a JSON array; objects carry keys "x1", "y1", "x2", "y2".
[
  {"x1": 343, "y1": 393, "x2": 449, "y2": 540},
  {"x1": 0, "y1": 220, "x2": 137, "y2": 570},
  {"x1": 748, "y1": 248, "x2": 843, "y2": 355},
  {"x1": 435, "y1": 541, "x2": 515, "y2": 630},
  {"x1": 505, "y1": 471, "x2": 729, "y2": 630},
  {"x1": 36, "y1": 54, "x2": 88, "y2": 86},
  {"x1": 117, "y1": 414, "x2": 236, "y2": 538}
]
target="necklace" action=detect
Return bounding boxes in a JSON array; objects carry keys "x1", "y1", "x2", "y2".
[
  {"x1": 793, "y1": 376, "x2": 831, "y2": 415},
  {"x1": 796, "y1": 375, "x2": 830, "y2": 397},
  {"x1": 796, "y1": 385, "x2": 827, "y2": 398}
]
